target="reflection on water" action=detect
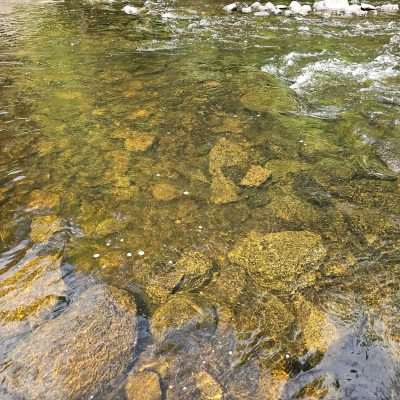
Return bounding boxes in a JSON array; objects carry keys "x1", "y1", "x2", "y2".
[{"x1": 0, "y1": 0, "x2": 400, "y2": 399}]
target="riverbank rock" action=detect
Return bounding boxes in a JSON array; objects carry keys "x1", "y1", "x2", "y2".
[
  {"x1": 228, "y1": 231, "x2": 326, "y2": 291},
  {"x1": 146, "y1": 251, "x2": 214, "y2": 302},
  {"x1": 151, "y1": 294, "x2": 216, "y2": 344},
  {"x1": 1, "y1": 283, "x2": 137, "y2": 400},
  {"x1": 125, "y1": 371, "x2": 162, "y2": 400}
]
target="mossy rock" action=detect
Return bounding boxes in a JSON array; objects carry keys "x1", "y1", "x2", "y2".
[
  {"x1": 228, "y1": 231, "x2": 326, "y2": 292},
  {"x1": 264, "y1": 159, "x2": 310, "y2": 183},
  {"x1": 1, "y1": 284, "x2": 137, "y2": 400},
  {"x1": 151, "y1": 294, "x2": 216, "y2": 344},
  {"x1": 146, "y1": 251, "x2": 214, "y2": 303}
]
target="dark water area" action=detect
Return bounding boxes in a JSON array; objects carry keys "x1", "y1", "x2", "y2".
[{"x1": 0, "y1": 0, "x2": 400, "y2": 399}]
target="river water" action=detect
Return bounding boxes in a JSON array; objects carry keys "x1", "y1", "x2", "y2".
[{"x1": 0, "y1": 1, "x2": 400, "y2": 399}]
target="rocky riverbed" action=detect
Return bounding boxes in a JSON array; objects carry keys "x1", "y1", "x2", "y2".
[{"x1": 0, "y1": 0, "x2": 400, "y2": 399}]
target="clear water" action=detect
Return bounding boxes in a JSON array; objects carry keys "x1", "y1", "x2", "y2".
[{"x1": 1, "y1": 0, "x2": 400, "y2": 398}]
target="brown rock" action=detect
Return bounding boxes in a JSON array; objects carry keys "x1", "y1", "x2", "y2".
[
  {"x1": 195, "y1": 370, "x2": 223, "y2": 400},
  {"x1": 125, "y1": 371, "x2": 162, "y2": 400},
  {"x1": 151, "y1": 182, "x2": 178, "y2": 201},
  {"x1": 240, "y1": 165, "x2": 271, "y2": 187},
  {"x1": 125, "y1": 134, "x2": 156, "y2": 152},
  {"x1": 30, "y1": 215, "x2": 62, "y2": 243},
  {"x1": 210, "y1": 174, "x2": 239, "y2": 205}
]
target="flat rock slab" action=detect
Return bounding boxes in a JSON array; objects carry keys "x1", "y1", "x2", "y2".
[{"x1": 0, "y1": 283, "x2": 137, "y2": 400}]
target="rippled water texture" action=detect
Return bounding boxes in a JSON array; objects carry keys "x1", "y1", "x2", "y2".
[{"x1": 1, "y1": 0, "x2": 400, "y2": 399}]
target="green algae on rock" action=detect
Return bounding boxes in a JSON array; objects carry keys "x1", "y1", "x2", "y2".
[
  {"x1": 0, "y1": 284, "x2": 137, "y2": 400},
  {"x1": 228, "y1": 231, "x2": 326, "y2": 291},
  {"x1": 151, "y1": 182, "x2": 179, "y2": 201},
  {"x1": 195, "y1": 370, "x2": 224, "y2": 400},
  {"x1": 210, "y1": 173, "x2": 240, "y2": 205}
]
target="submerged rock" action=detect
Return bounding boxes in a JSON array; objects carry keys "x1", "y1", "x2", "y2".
[
  {"x1": 228, "y1": 231, "x2": 326, "y2": 291},
  {"x1": 210, "y1": 173, "x2": 240, "y2": 205},
  {"x1": 151, "y1": 182, "x2": 178, "y2": 201},
  {"x1": 151, "y1": 293, "x2": 216, "y2": 344},
  {"x1": 240, "y1": 165, "x2": 271, "y2": 187},
  {"x1": 195, "y1": 370, "x2": 224, "y2": 400},
  {"x1": 0, "y1": 253, "x2": 66, "y2": 349},
  {"x1": 235, "y1": 293, "x2": 295, "y2": 338},
  {"x1": 295, "y1": 297, "x2": 338, "y2": 353},
  {"x1": 1, "y1": 284, "x2": 137, "y2": 400},
  {"x1": 125, "y1": 371, "x2": 162, "y2": 400},
  {"x1": 27, "y1": 190, "x2": 60, "y2": 211},
  {"x1": 146, "y1": 251, "x2": 214, "y2": 302},
  {"x1": 30, "y1": 215, "x2": 62, "y2": 243},
  {"x1": 125, "y1": 133, "x2": 156, "y2": 152}
]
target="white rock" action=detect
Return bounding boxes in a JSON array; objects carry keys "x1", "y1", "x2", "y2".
[
  {"x1": 378, "y1": 3, "x2": 399, "y2": 12},
  {"x1": 290, "y1": 1, "x2": 303, "y2": 12},
  {"x1": 360, "y1": 3, "x2": 376, "y2": 10},
  {"x1": 250, "y1": 1, "x2": 263, "y2": 10},
  {"x1": 122, "y1": 5, "x2": 141, "y2": 15},
  {"x1": 254, "y1": 10, "x2": 270, "y2": 15},
  {"x1": 277, "y1": 4, "x2": 289, "y2": 8},
  {"x1": 284, "y1": 9, "x2": 293, "y2": 15},
  {"x1": 300, "y1": 4, "x2": 312, "y2": 13},
  {"x1": 241, "y1": 6, "x2": 253, "y2": 12},
  {"x1": 223, "y1": 2, "x2": 238, "y2": 12},
  {"x1": 313, "y1": 0, "x2": 326, "y2": 10},
  {"x1": 345, "y1": 4, "x2": 366, "y2": 14}
]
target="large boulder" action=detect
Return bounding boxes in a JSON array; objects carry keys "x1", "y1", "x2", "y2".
[
  {"x1": 228, "y1": 231, "x2": 326, "y2": 291},
  {"x1": 0, "y1": 283, "x2": 137, "y2": 400}
]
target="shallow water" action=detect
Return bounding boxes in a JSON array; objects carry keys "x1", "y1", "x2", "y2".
[{"x1": 1, "y1": 0, "x2": 400, "y2": 399}]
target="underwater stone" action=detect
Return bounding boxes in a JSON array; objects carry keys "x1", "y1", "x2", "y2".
[
  {"x1": 235, "y1": 294, "x2": 295, "y2": 338},
  {"x1": 125, "y1": 370, "x2": 162, "y2": 400},
  {"x1": 195, "y1": 370, "x2": 223, "y2": 400},
  {"x1": 30, "y1": 215, "x2": 62, "y2": 243},
  {"x1": 209, "y1": 138, "x2": 249, "y2": 176},
  {"x1": 151, "y1": 182, "x2": 178, "y2": 201},
  {"x1": 125, "y1": 133, "x2": 156, "y2": 152},
  {"x1": 210, "y1": 173, "x2": 239, "y2": 205},
  {"x1": 146, "y1": 251, "x2": 214, "y2": 302},
  {"x1": 228, "y1": 231, "x2": 326, "y2": 291},
  {"x1": 240, "y1": 165, "x2": 271, "y2": 187},
  {"x1": 1, "y1": 284, "x2": 137, "y2": 400},
  {"x1": 295, "y1": 296, "x2": 338, "y2": 353},
  {"x1": 151, "y1": 294, "x2": 216, "y2": 344},
  {"x1": 27, "y1": 190, "x2": 60, "y2": 211}
]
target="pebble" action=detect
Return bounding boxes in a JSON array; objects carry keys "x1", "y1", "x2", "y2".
[
  {"x1": 138, "y1": 250, "x2": 145, "y2": 256},
  {"x1": 93, "y1": 253, "x2": 100, "y2": 259},
  {"x1": 122, "y1": 5, "x2": 141, "y2": 15},
  {"x1": 127, "y1": 252, "x2": 132, "y2": 257},
  {"x1": 183, "y1": 191, "x2": 190, "y2": 195}
]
